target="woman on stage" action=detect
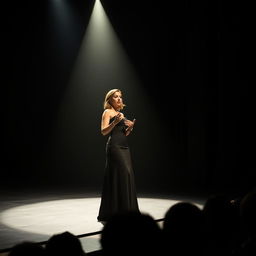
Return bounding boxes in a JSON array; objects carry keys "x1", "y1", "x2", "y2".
[{"x1": 97, "y1": 89, "x2": 140, "y2": 222}]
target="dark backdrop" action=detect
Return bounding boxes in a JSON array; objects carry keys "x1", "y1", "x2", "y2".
[{"x1": 2, "y1": 0, "x2": 255, "y2": 199}]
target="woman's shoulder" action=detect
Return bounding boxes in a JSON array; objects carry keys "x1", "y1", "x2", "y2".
[
  {"x1": 102, "y1": 109, "x2": 115, "y2": 118},
  {"x1": 103, "y1": 109, "x2": 111, "y2": 115}
]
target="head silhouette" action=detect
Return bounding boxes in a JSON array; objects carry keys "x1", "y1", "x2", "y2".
[
  {"x1": 45, "y1": 231, "x2": 86, "y2": 256},
  {"x1": 100, "y1": 211, "x2": 161, "y2": 255},
  {"x1": 163, "y1": 201, "x2": 203, "y2": 236},
  {"x1": 162, "y1": 201, "x2": 204, "y2": 255}
]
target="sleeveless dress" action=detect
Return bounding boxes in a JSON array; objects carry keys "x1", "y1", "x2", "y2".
[{"x1": 97, "y1": 116, "x2": 140, "y2": 221}]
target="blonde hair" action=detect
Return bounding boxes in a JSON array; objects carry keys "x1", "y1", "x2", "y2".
[{"x1": 103, "y1": 89, "x2": 126, "y2": 110}]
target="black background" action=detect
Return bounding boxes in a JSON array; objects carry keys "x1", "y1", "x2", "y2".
[{"x1": 2, "y1": 0, "x2": 255, "y2": 199}]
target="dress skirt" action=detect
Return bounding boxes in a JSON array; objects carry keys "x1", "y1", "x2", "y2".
[{"x1": 97, "y1": 144, "x2": 139, "y2": 222}]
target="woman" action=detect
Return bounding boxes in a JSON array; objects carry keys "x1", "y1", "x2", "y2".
[{"x1": 97, "y1": 89, "x2": 140, "y2": 222}]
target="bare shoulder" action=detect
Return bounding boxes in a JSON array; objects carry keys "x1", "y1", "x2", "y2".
[
  {"x1": 102, "y1": 109, "x2": 110, "y2": 117},
  {"x1": 102, "y1": 109, "x2": 112, "y2": 123},
  {"x1": 102, "y1": 109, "x2": 115, "y2": 119}
]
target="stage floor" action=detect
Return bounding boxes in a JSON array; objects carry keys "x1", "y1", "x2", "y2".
[{"x1": 0, "y1": 189, "x2": 205, "y2": 254}]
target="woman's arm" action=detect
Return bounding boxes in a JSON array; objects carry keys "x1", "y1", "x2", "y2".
[{"x1": 101, "y1": 110, "x2": 123, "y2": 136}]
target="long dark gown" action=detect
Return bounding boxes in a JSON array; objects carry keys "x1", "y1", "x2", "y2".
[{"x1": 97, "y1": 116, "x2": 140, "y2": 222}]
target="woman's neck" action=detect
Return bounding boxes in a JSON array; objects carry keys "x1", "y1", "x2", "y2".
[{"x1": 111, "y1": 107, "x2": 121, "y2": 112}]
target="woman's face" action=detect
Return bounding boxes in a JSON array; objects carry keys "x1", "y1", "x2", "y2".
[{"x1": 110, "y1": 91, "x2": 123, "y2": 110}]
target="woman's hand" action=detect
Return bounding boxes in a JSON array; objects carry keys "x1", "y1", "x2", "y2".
[
  {"x1": 124, "y1": 119, "x2": 134, "y2": 127},
  {"x1": 125, "y1": 118, "x2": 136, "y2": 136},
  {"x1": 113, "y1": 112, "x2": 124, "y2": 125}
]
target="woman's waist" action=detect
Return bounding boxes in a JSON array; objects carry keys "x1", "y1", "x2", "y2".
[{"x1": 107, "y1": 135, "x2": 128, "y2": 147}]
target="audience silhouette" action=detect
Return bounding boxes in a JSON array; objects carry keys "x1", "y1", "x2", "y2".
[
  {"x1": 100, "y1": 210, "x2": 162, "y2": 256},
  {"x1": 45, "y1": 231, "x2": 86, "y2": 256},
  {"x1": 203, "y1": 194, "x2": 243, "y2": 256},
  {"x1": 162, "y1": 201, "x2": 204, "y2": 256}
]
